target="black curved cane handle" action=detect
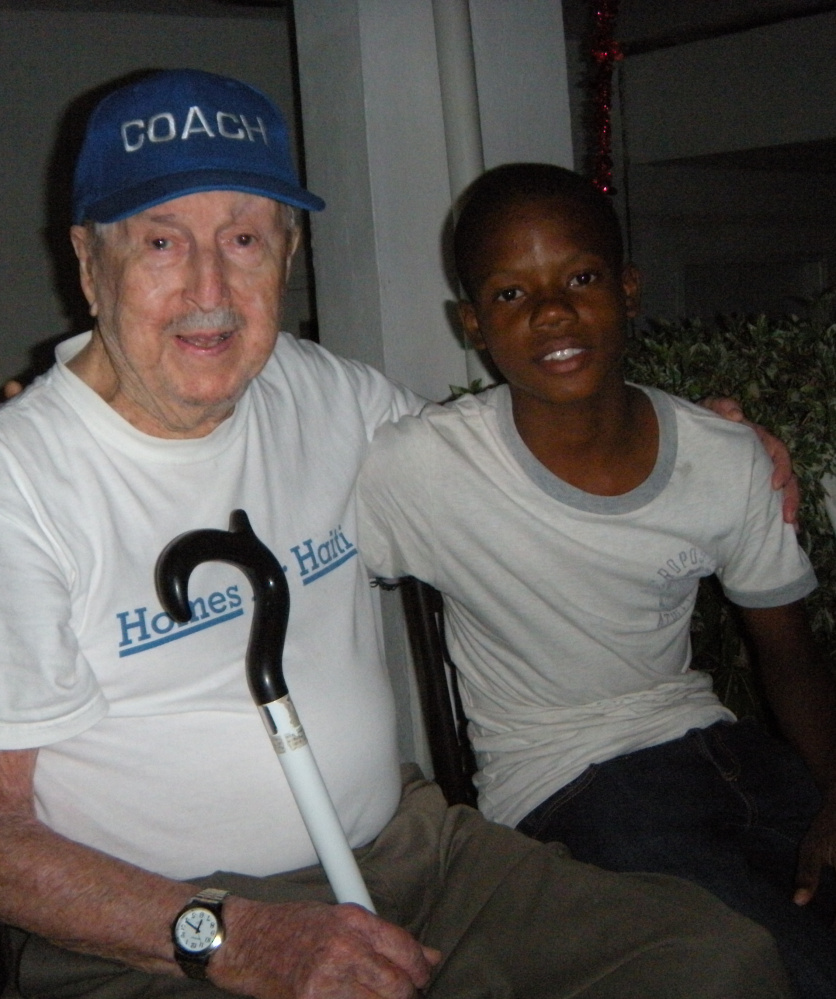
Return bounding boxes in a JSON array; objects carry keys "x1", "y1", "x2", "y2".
[{"x1": 154, "y1": 509, "x2": 290, "y2": 705}]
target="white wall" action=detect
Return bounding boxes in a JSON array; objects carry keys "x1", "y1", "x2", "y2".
[
  {"x1": 624, "y1": 11, "x2": 836, "y2": 163},
  {"x1": 0, "y1": 8, "x2": 304, "y2": 384},
  {"x1": 608, "y1": 10, "x2": 836, "y2": 319},
  {"x1": 623, "y1": 162, "x2": 835, "y2": 319}
]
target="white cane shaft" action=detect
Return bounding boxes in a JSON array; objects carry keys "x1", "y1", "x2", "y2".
[
  {"x1": 280, "y1": 747, "x2": 375, "y2": 910},
  {"x1": 260, "y1": 699, "x2": 375, "y2": 912}
]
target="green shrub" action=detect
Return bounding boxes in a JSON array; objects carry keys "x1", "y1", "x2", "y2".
[{"x1": 625, "y1": 303, "x2": 836, "y2": 712}]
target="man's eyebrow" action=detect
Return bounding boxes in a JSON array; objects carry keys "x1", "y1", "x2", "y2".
[{"x1": 141, "y1": 212, "x2": 179, "y2": 223}]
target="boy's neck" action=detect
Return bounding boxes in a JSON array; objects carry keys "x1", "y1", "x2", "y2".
[{"x1": 510, "y1": 383, "x2": 659, "y2": 497}]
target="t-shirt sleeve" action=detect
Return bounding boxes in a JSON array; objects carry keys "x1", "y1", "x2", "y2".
[
  {"x1": 356, "y1": 416, "x2": 438, "y2": 583},
  {"x1": 334, "y1": 354, "x2": 427, "y2": 438},
  {"x1": 0, "y1": 449, "x2": 107, "y2": 749},
  {"x1": 715, "y1": 435, "x2": 817, "y2": 608},
  {"x1": 282, "y1": 336, "x2": 427, "y2": 440}
]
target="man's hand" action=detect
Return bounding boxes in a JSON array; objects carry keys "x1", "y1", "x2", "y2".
[
  {"x1": 794, "y1": 790, "x2": 836, "y2": 909},
  {"x1": 3, "y1": 380, "x2": 23, "y2": 401},
  {"x1": 214, "y1": 897, "x2": 441, "y2": 999},
  {"x1": 700, "y1": 396, "x2": 800, "y2": 527}
]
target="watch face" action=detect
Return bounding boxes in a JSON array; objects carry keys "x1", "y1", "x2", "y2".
[{"x1": 174, "y1": 907, "x2": 220, "y2": 954}]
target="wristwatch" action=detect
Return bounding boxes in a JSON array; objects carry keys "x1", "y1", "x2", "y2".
[{"x1": 172, "y1": 888, "x2": 231, "y2": 980}]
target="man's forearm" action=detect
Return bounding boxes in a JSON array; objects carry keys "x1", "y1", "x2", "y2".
[
  {"x1": 1, "y1": 814, "x2": 438, "y2": 999},
  {"x1": 0, "y1": 809, "x2": 194, "y2": 973},
  {"x1": 0, "y1": 746, "x2": 437, "y2": 999}
]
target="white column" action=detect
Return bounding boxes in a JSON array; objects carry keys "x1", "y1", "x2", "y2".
[
  {"x1": 294, "y1": 0, "x2": 465, "y2": 403},
  {"x1": 431, "y1": 0, "x2": 490, "y2": 386},
  {"x1": 469, "y1": 0, "x2": 574, "y2": 170},
  {"x1": 432, "y1": 0, "x2": 484, "y2": 203}
]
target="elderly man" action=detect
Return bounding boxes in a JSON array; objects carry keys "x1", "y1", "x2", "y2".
[{"x1": 0, "y1": 69, "x2": 795, "y2": 999}]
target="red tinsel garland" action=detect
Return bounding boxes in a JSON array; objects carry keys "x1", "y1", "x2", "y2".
[{"x1": 590, "y1": 0, "x2": 623, "y2": 195}]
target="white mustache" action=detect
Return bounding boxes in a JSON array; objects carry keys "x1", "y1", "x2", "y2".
[{"x1": 166, "y1": 309, "x2": 243, "y2": 335}]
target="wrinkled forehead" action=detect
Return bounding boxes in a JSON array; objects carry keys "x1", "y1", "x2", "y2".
[
  {"x1": 131, "y1": 189, "x2": 292, "y2": 224},
  {"x1": 88, "y1": 189, "x2": 295, "y2": 242}
]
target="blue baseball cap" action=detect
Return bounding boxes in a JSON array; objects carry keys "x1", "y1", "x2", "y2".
[{"x1": 72, "y1": 68, "x2": 324, "y2": 224}]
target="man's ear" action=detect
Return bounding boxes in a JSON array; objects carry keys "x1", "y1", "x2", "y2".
[
  {"x1": 70, "y1": 225, "x2": 99, "y2": 318},
  {"x1": 458, "y1": 300, "x2": 487, "y2": 350},
  {"x1": 622, "y1": 263, "x2": 641, "y2": 319},
  {"x1": 285, "y1": 224, "x2": 302, "y2": 283}
]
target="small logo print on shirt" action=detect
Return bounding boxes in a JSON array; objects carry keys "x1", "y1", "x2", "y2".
[{"x1": 654, "y1": 547, "x2": 713, "y2": 627}]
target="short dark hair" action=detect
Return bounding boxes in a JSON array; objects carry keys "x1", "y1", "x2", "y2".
[{"x1": 453, "y1": 163, "x2": 624, "y2": 300}]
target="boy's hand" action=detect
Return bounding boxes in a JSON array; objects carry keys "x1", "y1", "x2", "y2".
[
  {"x1": 3, "y1": 380, "x2": 23, "y2": 400},
  {"x1": 793, "y1": 790, "x2": 836, "y2": 909},
  {"x1": 700, "y1": 396, "x2": 800, "y2": 527}
]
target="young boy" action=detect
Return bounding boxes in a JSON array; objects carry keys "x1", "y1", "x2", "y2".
[{"x1": 357, "y1": 163, "x2": 836, "y2": 998}]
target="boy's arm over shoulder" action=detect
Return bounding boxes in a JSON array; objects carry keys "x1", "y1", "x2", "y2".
[{"x1": 737, "y1": 602, "x2": 836, "y2": 907}]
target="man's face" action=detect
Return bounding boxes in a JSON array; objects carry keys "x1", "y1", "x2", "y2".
[{"x1": 70, "y1": 190, "x2": 298, "y2": 438}]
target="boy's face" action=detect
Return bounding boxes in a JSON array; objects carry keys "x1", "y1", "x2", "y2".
[{"x1": 458, "y1": 197, "x2": 639, "y2": 414}]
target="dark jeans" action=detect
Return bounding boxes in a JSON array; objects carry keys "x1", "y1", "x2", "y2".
[{"x1": 517, "y1": 718, "x2": 836, "y2": 999}]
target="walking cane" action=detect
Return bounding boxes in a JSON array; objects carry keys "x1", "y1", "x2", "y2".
[{"x1": 155, "y1": 508, "x2": 375, "y2": 912}]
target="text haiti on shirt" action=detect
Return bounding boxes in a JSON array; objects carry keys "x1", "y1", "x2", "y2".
[{"x1": 116, "y1": 525, "x2": 357, "y2": 658}]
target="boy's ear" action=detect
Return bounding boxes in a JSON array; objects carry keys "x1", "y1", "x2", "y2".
[
  {"x1": 622, "y1": 263, "x2": 641, "y2": 319},
  {"x1": 458, "y1": 300, "x2": 487, "y2": 350}
]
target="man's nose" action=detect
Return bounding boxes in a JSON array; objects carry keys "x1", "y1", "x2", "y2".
[{"x1": 186, "y1": 247, "x2": 229, "y2": 309}]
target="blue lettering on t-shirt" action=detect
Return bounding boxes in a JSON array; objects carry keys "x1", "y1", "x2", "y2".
[
  {"x1": 117, "y1": 584, "x2": 244, "y2": 657},
  {"x1": 117, "y1": 526, "x2": 357, "y2": 656},
  {"x1": 289, "y1": 525, "x2": 357, "y2": 585}
]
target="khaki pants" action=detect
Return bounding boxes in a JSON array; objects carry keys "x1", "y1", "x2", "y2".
[{"x1": 5, "y1": 768, "x2": 794, "y2": 999}]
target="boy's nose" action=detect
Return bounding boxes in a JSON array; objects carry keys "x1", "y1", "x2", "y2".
[{"x1": 532, "y1": 289, "x2": 576, "y2": 325}]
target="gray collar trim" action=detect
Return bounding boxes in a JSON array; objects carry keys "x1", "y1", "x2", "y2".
[{"x1": 496, "y1": 385, "x2": 677, "y2": 514}]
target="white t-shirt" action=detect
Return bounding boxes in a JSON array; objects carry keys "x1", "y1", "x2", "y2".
[
  {"x1": 357, "y1": 384, "x2": 817, "y2": 827},
  {"x1": 0, "y1": 331, "x2": 423, "y2": 878}
]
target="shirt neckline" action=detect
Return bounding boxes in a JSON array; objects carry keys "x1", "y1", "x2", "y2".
[
  {"x1": 53, "y1": 331, "x2": 251, "y2": 464},
  {"x1": 496, "y1": 384, "x2": 677, "y2": 514}
]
